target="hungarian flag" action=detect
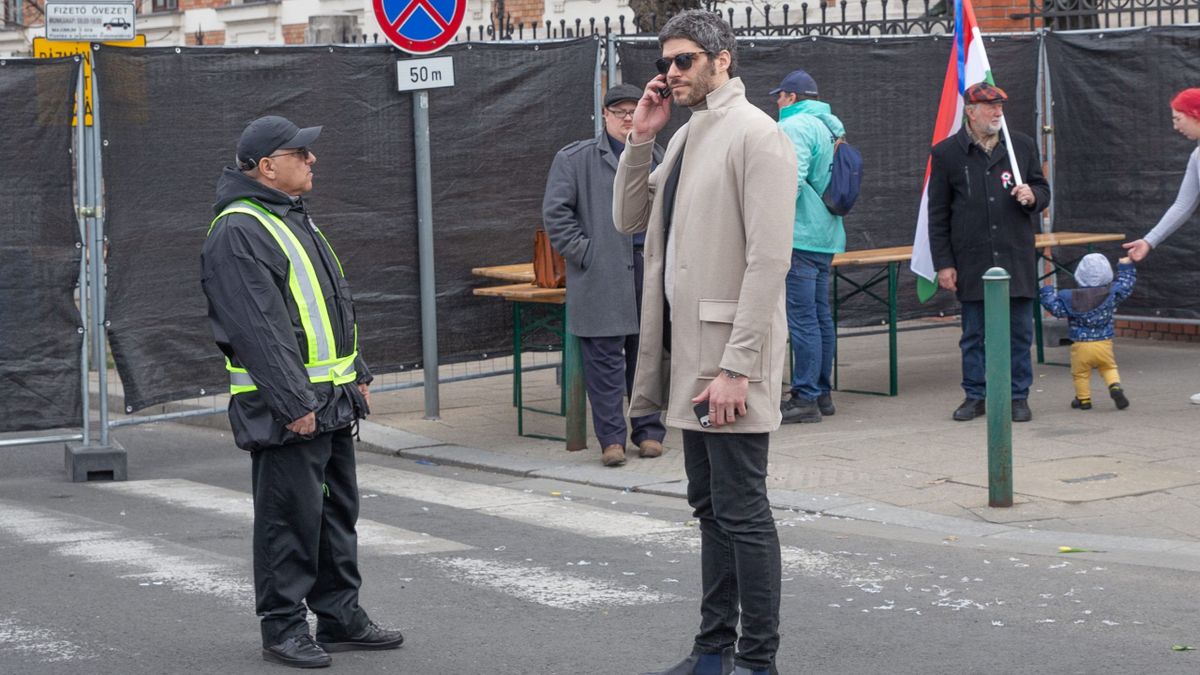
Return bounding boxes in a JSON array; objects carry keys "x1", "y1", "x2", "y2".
[{"x1": 910, "y1": 0, "x2": 996, "y2": 302}]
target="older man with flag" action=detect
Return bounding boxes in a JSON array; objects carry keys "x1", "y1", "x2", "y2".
[{"x1": 925, "y1": 82, "x2": 1050, "y2": 423}]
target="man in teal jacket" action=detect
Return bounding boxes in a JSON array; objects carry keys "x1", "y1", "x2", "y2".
[{"x1": 773, "y1": 70, "x2": 846, "y2": 424}]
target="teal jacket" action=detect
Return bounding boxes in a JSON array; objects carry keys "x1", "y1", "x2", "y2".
[{"x1": 778, "y1": 100, "x2": 846, "y2": 254}]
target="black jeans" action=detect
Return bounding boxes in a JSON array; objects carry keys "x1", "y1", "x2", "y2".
[
  {"x1": 682, "y1": 430, "x2": 781, "y2": 671},
  {"x1": 251, "y1": 425, "x2": 370, "y2": 646}
]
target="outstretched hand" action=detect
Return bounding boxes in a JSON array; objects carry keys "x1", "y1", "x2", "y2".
[{"x1": 1122, "y1": 239, "x2": 1151, "y2": 263}]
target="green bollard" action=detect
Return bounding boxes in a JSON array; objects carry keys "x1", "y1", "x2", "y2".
[{"x1": 983, "y1": 267, "x2": 1013, "y2": 508}]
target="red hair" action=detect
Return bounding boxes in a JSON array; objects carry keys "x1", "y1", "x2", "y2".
[{"x1": 1171, "y1": 88, "x2": 1200, "y2": 121}]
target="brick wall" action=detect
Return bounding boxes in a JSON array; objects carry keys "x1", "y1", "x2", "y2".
[
  {"x1": 282, "y1": 23, "x2": 306, "y2": 44},
  {"x1": 187, "y1": 29, "x2": 225, "y2": 45},
  {"x1": 497, "y1": 0, "x2": 544, "y2": 28},
  {"x1": 1115, "y1": 319, "x2": 1200, "y2": 343},
  {"x1": 973, "y1": 0, "x2": 1028, "y2": 32},
  {"x1": 178, "y1": 0, "x2": 227, "y2": 10}
]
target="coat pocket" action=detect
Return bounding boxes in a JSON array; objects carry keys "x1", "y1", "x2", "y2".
[{"x1": 697, "y1": 299, "x2": 766, "y2": 382}]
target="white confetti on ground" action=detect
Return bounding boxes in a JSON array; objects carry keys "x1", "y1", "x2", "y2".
[
  {"x1": 0, "y1": 617, "x2": 94, "y2": 663},
  {"x1": 427, "y1": 557, "x2": 683, "y2": 610}
]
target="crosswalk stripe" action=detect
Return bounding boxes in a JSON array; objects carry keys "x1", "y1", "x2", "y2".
[
  {"x1": 355, "y1": 464, "x2": 684, "y2": 540},
  {"x1": 0, "y1": 616, "x2": 95, "y2": 664},
  {"x1": 0, "y1": 502, "x2": 252, "y2": 605},
  {"x1": 94, "y1": 479, "x2": 472, "y2": 557},
  {"x1": 427, "y1": 557, "x2": 684, "y2": 610}
]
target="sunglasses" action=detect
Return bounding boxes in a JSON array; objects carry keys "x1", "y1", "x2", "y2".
[{"x1": 655, "y1": 51, "x2": 708, "y2": 75}]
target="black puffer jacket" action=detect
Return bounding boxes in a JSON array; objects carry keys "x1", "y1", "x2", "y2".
[{"x1": 200, "y1": 168, "x2": 371, "y2": 451}]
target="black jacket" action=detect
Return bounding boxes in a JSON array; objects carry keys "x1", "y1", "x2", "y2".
[
  {"x1": 927, "y1": 127, "x2": 1050, "y2": 302},
  {"x1": 201, "y1": 168, "x2": 371, "y2": 451}
]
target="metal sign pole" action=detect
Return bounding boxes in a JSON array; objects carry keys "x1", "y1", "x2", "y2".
[
  {"x1": 75, "y1": 57, "x2": 91, "y2": 446},
  {"x1": 413, "y1": 89, "x2": 440, "y2": 419},
  {"x1": 87, "y1": 46, "x2": 110, "y2": 446}
]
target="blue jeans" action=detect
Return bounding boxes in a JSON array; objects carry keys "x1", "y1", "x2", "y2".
[
  {"x1": 959, "y1": 298, "x2": 1034, "y2": 400},
  {"x1": 785, "y1": 250, "x2": 835, "y2": 401}
]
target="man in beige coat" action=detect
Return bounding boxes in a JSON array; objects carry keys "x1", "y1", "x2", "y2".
[{"x1": 615, "y1": 10, "x2": 797, "y2": 675}]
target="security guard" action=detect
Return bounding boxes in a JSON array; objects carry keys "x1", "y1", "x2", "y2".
[{"x1": 201, "y1": 116, "x2": 403, "y2": 669}]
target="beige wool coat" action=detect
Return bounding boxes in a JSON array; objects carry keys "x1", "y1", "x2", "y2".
[{"x1": 613, "y1": 77, "x2": 798, "y2": 433}]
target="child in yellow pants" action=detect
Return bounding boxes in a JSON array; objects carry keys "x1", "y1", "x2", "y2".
[{"x1": 1039, "y1": 254, "x2": 1137, "y2": 410}]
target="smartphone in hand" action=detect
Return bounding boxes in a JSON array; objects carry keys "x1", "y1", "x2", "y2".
[{"x1": 693, "y1": 401, "x2": 713, "y2": 428}]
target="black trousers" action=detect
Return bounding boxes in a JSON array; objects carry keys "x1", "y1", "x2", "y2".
[
  {"x1": 682, "y1": 429, "x2": 781, "y2": 671},
  {"x1": 251, "y1": 425, "x2": 370, "y2": 646}
]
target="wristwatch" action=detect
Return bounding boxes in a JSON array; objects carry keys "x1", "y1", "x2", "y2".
[{"x1": 721, "y1": 369, "x2": 746, "y2": 380}]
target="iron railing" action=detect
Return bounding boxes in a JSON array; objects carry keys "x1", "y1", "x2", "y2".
[
  {"x1": 1014, "y1": 0, "x2": 1200, "y2": 30},
  {"x1": 464, "y1": 0, "x2": 952, "y2": 40}
]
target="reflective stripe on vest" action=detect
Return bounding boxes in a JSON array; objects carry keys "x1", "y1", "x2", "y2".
[{"x1": 210, "y1": 199, "x2": 357, "y2": 395}]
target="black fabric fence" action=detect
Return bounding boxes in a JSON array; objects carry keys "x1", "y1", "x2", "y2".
[
  {"x1": 5, "y1": 29, "x2": 1198, "y2": 422},
  {"x1": 0, "y1": 57, "x2": 82, "y2": 433},
  {"x1": 94, "y1": 40, "x2": 596, "y2": 412},
  {"x1": 619, "y1": 34, "x2": 1041, "y2": 326},
  {"x1": 1046, "y1": 28, "x2": 1200, "y2": 319}
]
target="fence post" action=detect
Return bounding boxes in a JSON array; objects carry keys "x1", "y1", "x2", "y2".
[{"x1": 984, "y1": 267, "x2": 1013, "y2": 507}]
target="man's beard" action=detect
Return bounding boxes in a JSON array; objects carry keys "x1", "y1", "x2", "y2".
[{"x1": 674, "y1": 63, "x2": 718, "y2": 107}]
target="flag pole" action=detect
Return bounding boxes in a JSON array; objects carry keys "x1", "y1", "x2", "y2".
[{"x1": 999, "y1": 115, "x2": 1024, "y2": 187}]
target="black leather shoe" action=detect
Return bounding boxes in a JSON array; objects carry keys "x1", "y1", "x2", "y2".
[
  {"x1": 641, "y1": 646, "x2": 734, "y2": 675},
  {"x1": 781, "y1": 397, "x2": 822, "y2": 424},
  {"x1": 262, "y1": 635, "x2": 331, "y2": 669},
  {"x1": 1011, "y1": 399, "x2": 1032, "y2": 422},
  {"x1": 817, "y1": 392, "x2": 835, "y2": 416},
  {"x1": 1071, "y1": 397, "x2": 1092, "y2": 410},
  {"x1": 952, "y1": 397, "x2": 986, "y2": 421},
  {"x1": 1109, "y1": 384, "x2": 1130, "y2": 410},
  {"x1": 318, "y1": 621, "x2": 404, "y2": 652}
]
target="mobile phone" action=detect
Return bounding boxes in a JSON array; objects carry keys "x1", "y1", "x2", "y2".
[
  {"x1": 693, "y1": 401, "x2": 712, "y2": 428},
  {"x1": 659, "y1": 85, "x2": 671, "y2": 99}
]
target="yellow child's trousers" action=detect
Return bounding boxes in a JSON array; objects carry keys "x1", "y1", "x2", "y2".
[{"x1": 1070, "y1": 339, "x2": 1120, "y2": 401}]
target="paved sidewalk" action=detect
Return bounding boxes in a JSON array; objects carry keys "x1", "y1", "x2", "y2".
[{"x1": 359, "y1": 320, "x2": 1200, "y2": 556}]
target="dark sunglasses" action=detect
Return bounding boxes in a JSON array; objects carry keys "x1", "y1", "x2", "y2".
[{"x1": 655, "y1": 51, "x2": 707, "y2": 75}]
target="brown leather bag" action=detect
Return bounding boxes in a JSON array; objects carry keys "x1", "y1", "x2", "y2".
[{"x1": 532, "y1": 228, "x2": 566, "y2": 289}]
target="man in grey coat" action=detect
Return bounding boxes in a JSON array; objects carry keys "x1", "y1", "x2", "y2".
[{"x1": 543, "y1": 84, "x2": 667, "y2": 467}]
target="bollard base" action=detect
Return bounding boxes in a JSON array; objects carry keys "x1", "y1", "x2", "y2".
[{"x1": 64, "y1": 440, "x2": 127, "y2": 483}]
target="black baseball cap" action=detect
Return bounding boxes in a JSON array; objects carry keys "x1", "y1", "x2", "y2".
[
  {"x1": 603, "y1": 84, "x2": 643, "y2": 107},
  {"x1": 236, "y1": 115, "x2": 322, "y2": 171}
]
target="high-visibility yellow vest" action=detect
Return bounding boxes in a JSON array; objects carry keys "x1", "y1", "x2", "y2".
[{"x1": 209, "y1": 198, "x2": 358, "y2": 395}]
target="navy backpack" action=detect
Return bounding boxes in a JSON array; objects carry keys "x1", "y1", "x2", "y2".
[{"x1": 817, "y1": 119, "x2": 863, "y2": 216}]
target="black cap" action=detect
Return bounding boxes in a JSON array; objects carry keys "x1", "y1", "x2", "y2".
[
  {"x1": 603, "y1": 84, "x2": 643, "y2": 107},
  {"x1": 236, "y1": 115, "x2": 322, "y2": 171}
]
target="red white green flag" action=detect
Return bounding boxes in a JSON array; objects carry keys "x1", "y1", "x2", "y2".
[{"x1": 911, "y1": 0, "x2": 998, "y2": 302}]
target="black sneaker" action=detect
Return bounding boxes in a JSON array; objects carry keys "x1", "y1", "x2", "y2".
[
  {"x1": 317, "y1": 621, "x2": 404, "y2": 653},
  {"x1": 1012, "y1": 399, "x2": 1033, "y2": 422},
  {"x1": 817, "y1": 392, "x2": 835, "y2": 416},
  {"x1": 263, "y1": 634, "x2": 331, "y2": 669},
  {"x1": 952, "y1": 397, "x2": 986, "y2": 421},
  {"x1": 1109, "y1": 384, "x2": 1130, "y2": 410},
  {"x1": 781, "y1": 397, "x2": 822, "y2": 424},
  {"x1": 1071, "y1": 397, "x2": 1092, "y2": 410}
]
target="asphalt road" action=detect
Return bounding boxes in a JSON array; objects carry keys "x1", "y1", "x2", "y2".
[{"x1": 1, "y1": 422, "x2": 1197, "y2": 675}]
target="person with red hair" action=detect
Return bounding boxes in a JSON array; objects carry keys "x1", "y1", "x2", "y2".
[{"x1": 1123, "y1": 87, "x2": 1200, "y2": 405}]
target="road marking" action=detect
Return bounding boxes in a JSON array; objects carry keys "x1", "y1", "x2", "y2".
[
  {"x1": 0, "y1": 502, "x2": 252, "y2": 605},
  {"x1": 0, "y1": 616, "x2": 95, "y2": 664},
  {"x1": 94, "y1": 479, "x2": 471, "y2": 557},
  {"x1": 427, "y1": 557, "x2": 684, "y2": 610},
  {"x1": 356, "y1": 464, "x2": 684, "y2": 540}
]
